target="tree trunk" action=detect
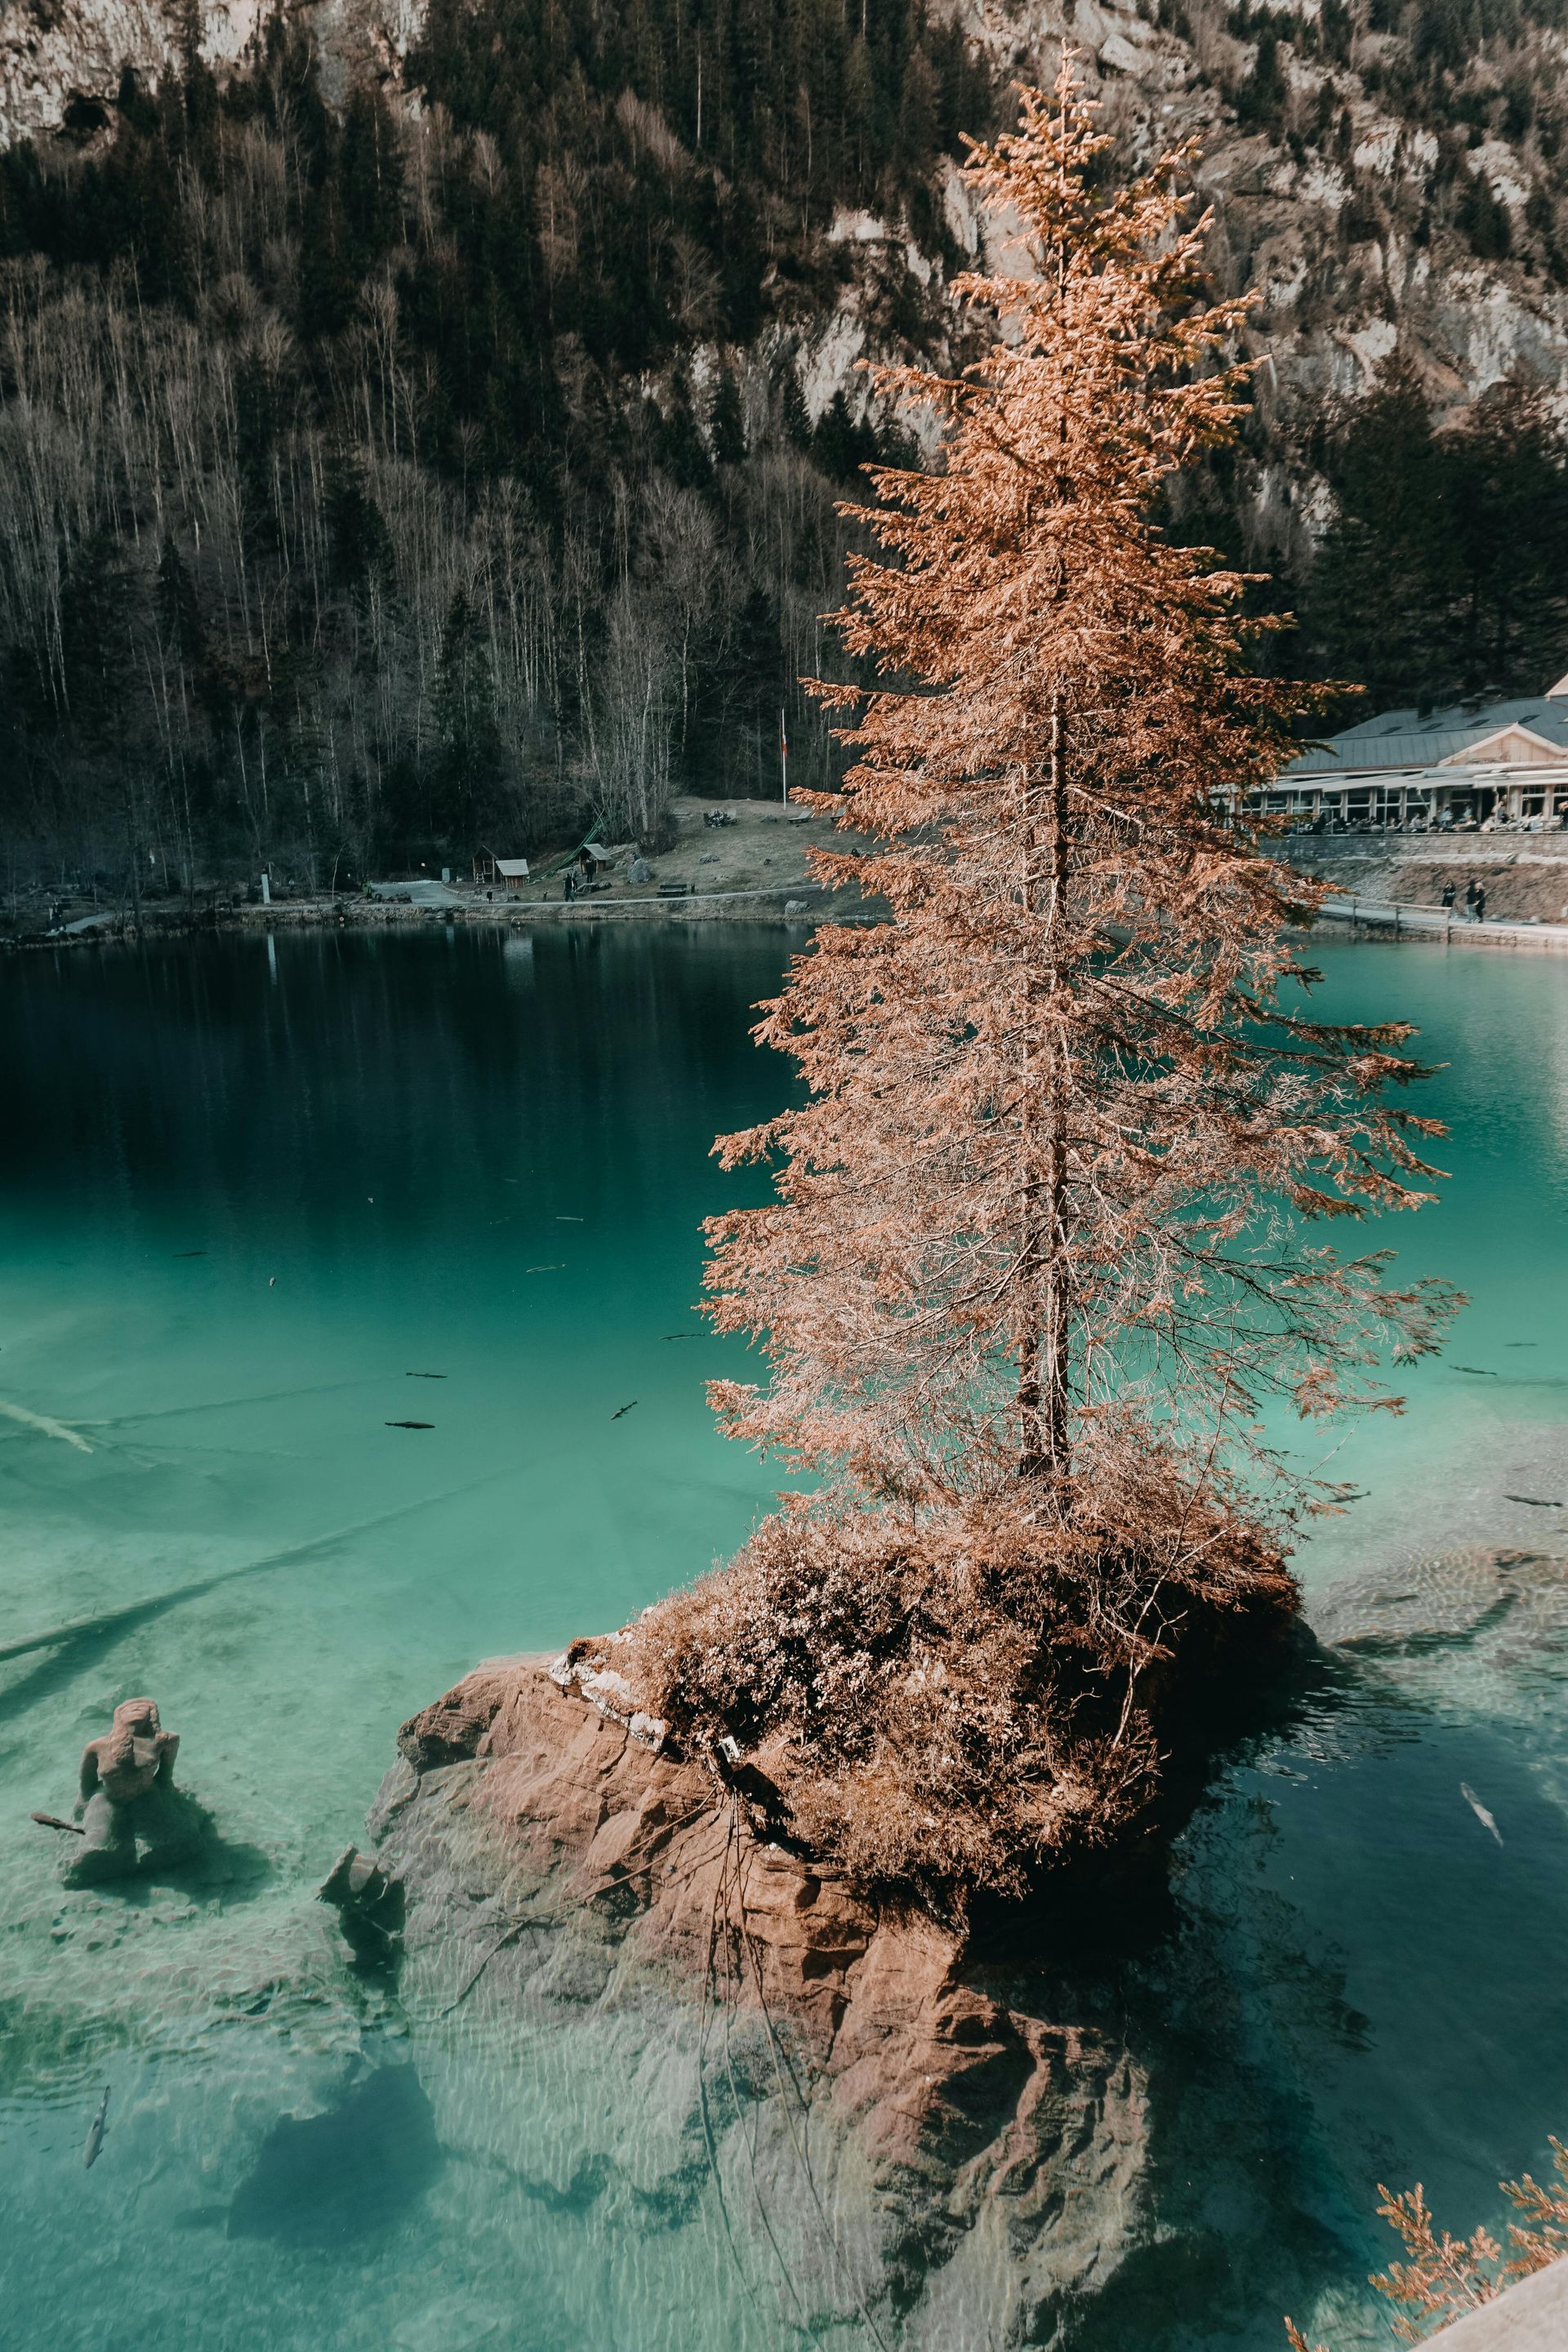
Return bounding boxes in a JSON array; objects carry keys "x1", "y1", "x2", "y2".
[{"x1": 1017, "y1": 688, "x2": 1070, "y2": 1488}]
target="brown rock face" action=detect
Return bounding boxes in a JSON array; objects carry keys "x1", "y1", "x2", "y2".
[
  {"x1": 367, "y1": 1655, "x2": 1147, "y2": 2347},
  {"x1": 394, "y1": 1673, "x2": 508, "y2": 1771}
]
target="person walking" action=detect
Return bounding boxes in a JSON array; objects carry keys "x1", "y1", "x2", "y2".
[
  {"x1": 1473, "y1": 884, "x2": 1486, "y2": 923},
  {"x1": 1440, "y1": 882, "x2": 1456, "y2": 911},
  {"x1": 1464, "y1": 877, "x2": 1479, "y2": 918}
]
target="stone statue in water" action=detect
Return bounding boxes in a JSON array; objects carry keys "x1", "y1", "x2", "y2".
[{"x1": 62, "y1": 1698, "x2": 203, "y2": 1886}]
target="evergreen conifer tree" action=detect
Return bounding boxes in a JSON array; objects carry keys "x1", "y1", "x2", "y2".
[
  {"x1": 323, "y1": 449, "x2": 394, "y2": 598},
  {"x1": 155, "y1": 537, "x2": 206, "y2": 670},
  {"x1": 1307, "y1": 357, "x2": 1454, "y2": 709},
  {"x1": 777, "y1": 356, "x2": 813, "y2": 449},
  {"x1": 812, "y1": 387, "x2": 872, "y2": 481},
  {"x1": 1446, "y1": 374, "x2": 1568, "y2": 693},
  {"x1": 710, "y1": 63, "x2": 1454, "y2": 1504},
  {"x1": 706, "y1": 363, "x2": 747, "y2": 465},
  {"x1": 340, "y1": 85, "x2": 404, "y2": 276}
]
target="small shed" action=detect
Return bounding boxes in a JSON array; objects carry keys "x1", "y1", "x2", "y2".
[
  {"x1": 565, "y1": 841, "x2": 617, "y2": 892},
  {"x1": 473, "y1": 849, "x2": 531, "y2": 890}
]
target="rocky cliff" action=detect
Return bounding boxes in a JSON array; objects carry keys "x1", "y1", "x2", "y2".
[
  {"x1": 968, "y1": 0, "x2": 1568, "y2": 581},
  {"x1": 9, "y1": 0, "x2": 1566, "y2": 476},
  {"x1": 0, "y1": 0, "x2": 416, "y2": 146}
]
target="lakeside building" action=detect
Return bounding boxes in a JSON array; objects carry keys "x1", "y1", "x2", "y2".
[
  {"x1": 473, "y1": 848, "x2": 531, "y2": 890},
  {"x1": 1265, "y1": 673, "x2": 1568, "y2": 829}
]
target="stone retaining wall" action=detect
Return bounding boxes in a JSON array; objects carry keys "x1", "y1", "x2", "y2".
[{"x1": 1428, "y1": 2255, "x2": 1568, "y2": 2347}]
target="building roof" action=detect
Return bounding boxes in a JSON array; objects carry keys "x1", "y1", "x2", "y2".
[
  {"x1": 1285, "y1": 691, "x2": 1568, "y2": 777},
  {"x1": 493, "y1": 857, "x2": 530, "y2": 877}
]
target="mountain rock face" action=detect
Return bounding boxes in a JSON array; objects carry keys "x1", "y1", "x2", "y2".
[
  {"x1": 0, "y1": 0, "x2": 422, "y2": 147},
  {"x1": 1, "y1": 1, "x2": 259, "y2": 149},
  {"x1": 1004, "y1": 0, "x2": 1568, "y2": 430},
  {"x1": 9, "y1": 0, "x2": 1566, "y2": 469},
  {"x1": 960, "y1": 0, "x2": 1568, "y2": 581}
]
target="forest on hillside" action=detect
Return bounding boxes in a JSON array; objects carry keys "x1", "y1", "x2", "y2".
[
  {"x1": 0, "y1": 1, "x2": 984, "y2": 892},
  {"x1": 1, "y1": 0, "x2": 1567, "y2": 893}
]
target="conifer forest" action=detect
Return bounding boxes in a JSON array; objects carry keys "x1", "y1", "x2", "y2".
[{"x1": 1, "y1": 0, "x2": 1567, "y2": 889}]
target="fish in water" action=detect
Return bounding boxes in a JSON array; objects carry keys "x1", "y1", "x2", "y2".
[
  {"x1": 1505, "y1": 1494, "x2": 1562, "y2": 1508},
  {"x1": 611, "y1": 1401, "x2": 638, "y2": 1420},
  {"x1": 662, "y1": 1333, "x2": 698, "y2": 1341},
  {"x1": 31, "y1": 1811, "x2": 85, "y2": 1835},
  {"x1": 84, "y1": 2087, "x2": 109, "y2": 2169},
  {"x1": 385, "y1": 1421, "x2": 434, "y2": 1430},
  {"x1": 405, "y1": 1372, "x2": 447, "y2": 1380},
  {"x1": 1454, "y1": 1365, "x2": 1498, "y2": 1377},
  {"x1": 556, "y1": 1215, "x2": 585, "y2": 1222},
  {"x1": 173, "y1": 1250, "x2": 207, "y2": 1258},
  {"x1": 1460, "y1": 1784, "x2": 1503, "y2": 1846}
]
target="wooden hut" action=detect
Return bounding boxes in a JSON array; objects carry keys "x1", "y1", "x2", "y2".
[{"x1": 473, "y1": 849, "x2": 531, "y2": 891}]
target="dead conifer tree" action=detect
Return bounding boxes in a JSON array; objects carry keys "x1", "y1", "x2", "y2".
[{"x1": 624, "y1": 65, "x2": 1460, "y2": 1904}]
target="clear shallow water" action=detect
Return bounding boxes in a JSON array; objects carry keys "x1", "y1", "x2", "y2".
[{"x1": 0, "y1": 929, "x2": 1566, "y2": 2350}]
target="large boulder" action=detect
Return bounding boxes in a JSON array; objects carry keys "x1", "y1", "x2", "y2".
[{"x1": 364, "y1": 1653, "x2": 1151, "y2": 2348}]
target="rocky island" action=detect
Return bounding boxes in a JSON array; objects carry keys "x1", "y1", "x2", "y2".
[{"x1": 362, "y1": 1650, "x2": 1148, "y2": 2346}]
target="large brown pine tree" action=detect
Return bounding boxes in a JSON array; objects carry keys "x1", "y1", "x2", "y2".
[
  {"x1": 626, "y1": 67, "x2": 1459, "y2": 1903},
  {"x1": 708, "y1": 66, "x2": 1454, "y2": 1508}
]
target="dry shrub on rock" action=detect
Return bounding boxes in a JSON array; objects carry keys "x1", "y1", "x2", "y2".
[{"x1": 626, "y1": 1463, "x2": 1295, "y2": 1908}]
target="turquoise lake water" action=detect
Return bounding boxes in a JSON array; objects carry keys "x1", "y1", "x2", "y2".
[{"x1": 1, "y1": 925, "x2": 1566, "y2": 2350}]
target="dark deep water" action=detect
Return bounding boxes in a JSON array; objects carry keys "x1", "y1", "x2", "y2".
[{"x1": 1, "y1": 924, "x2": 1566, "y2": 2350}]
